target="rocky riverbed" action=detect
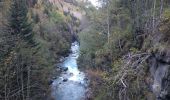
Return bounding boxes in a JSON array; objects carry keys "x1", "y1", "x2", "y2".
[{"x1": 51, "y1": 41, "x2": 89, "y2": 100}]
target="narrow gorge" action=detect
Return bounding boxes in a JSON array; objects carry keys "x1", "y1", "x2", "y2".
[{"x1": 0, "y1": 0, "x2": 170, "y2": 100}]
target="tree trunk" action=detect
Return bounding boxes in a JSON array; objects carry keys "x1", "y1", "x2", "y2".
[
  {"x1": 107, "y1": 0, "x2": 110, "y2": 44},
  {"x1": 160, "y1": 0, "x2": 163, "y2": 18},
  {"x1": 21, "y1": 60, "x2": 25, "y2": 100},
  {"x1": 152, "y1": 0, "x2": 156, "y2": 33},
  {"x1": 26, "y1": 65, "x2": 31, "y2": 100}
]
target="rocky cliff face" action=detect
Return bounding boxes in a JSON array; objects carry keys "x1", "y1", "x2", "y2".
[
  {"x1": 147, "y1": 17, "x2": 170, "y2": 100},
  {"x1": 148, "y1": 52, "x2": 170, "y2": 100}
]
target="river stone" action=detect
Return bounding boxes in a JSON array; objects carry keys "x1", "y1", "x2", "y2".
[
  {"x1": 56, "y1": 68, "x2": 60, "y2": 71},
  {"x1": 63, "y1": 67, "x2": 68, "y2": 71},
  {"x1": 84, "y1": 77, "x2": 88, "y2": 81},
  {"x1": 59, "y1": 57, "x2": 65, "y2": 62},
  {"x1": 60, "y1": 67, "x2": 68, "y2": 72},
  {"x1": 54, "y1": 63, "x2": 62, "y2": 69},
  {"x1": 63, "y1": 78, "x2": 68, "y2": 82},
  {"x1": 52, "y1": 77, "x2": 57, "y2": 80},
  {"x1": 48, "y1": 80, "x2": 53, "y2": 85},
  {"x1": 70, "y1": 73, "x2": 74, "y2": 76}
]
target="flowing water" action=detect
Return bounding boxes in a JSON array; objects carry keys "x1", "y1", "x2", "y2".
[{"x1": 51, "y1": 41, "x2": 88, "y2": 100}]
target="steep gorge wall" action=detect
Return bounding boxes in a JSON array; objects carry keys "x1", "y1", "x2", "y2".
[
  {"x1": 147, "y1": 19, "x2": 170, "y2": 99},
  {"x1": 49, "y1": 0, "x2": 85, "y2": 41},
  {"x1": 148, "y1": 51, "x2": 170, "y2": 100}
]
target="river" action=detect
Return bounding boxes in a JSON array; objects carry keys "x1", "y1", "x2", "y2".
[{"x1": 51, "y1": 41, "x2": 88, "y2": 100}]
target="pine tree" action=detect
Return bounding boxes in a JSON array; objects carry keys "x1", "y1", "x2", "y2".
[{"x1": 9, "y1": 0, "x2": 35, "y2": 45}]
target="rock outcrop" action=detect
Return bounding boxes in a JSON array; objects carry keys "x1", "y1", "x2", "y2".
[
  {"x1": 148, "y1": 18, "x2": 170, "y2": 99},
  {"x1": 148, "y1": 52, "x2": 170, "y2": 100}
]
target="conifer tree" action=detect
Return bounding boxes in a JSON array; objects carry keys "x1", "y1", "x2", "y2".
[{"x1": 9, "y1": 0, "x2": 34, "y2": 45}]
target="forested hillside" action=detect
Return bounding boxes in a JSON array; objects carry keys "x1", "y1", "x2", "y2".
[
  {"x1": 0, "y1": 0, "x2": 78, "y2": 99},
  {"x1": 77, "y1": 0, "x2": 170, "y2": 100},
  {"x1": 0, "y1": 0, "x2": 170, "y2": 100}
]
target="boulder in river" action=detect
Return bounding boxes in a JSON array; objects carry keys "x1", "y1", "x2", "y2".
[
  {"x1": 56, "y1": 68, "x2": 60, "y2": 72},
  {"x1": 48, "y1": 80, "x2": 53, "y2": 85},
  {"x1": 70, "y1": 73, "x2": 74, "y2": 76},
  {"x1": 84, "y1": 77, "x2": 88, "y2": 81},
  {"x1": 59, "y1": 57, "x2": 65, "y2": 62},
  {"x1": 54, "y1": 64, "x2": 60, "y2": 68},
  {"x1": 63, "y1": 78, "x2": 68, "y2": 82},
  {"x1": 52, "y1": 77, "x2": 57, "y2": 80},
  {"x1": 61, "y1": 67, "x2": 68, "y2": 72}
]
